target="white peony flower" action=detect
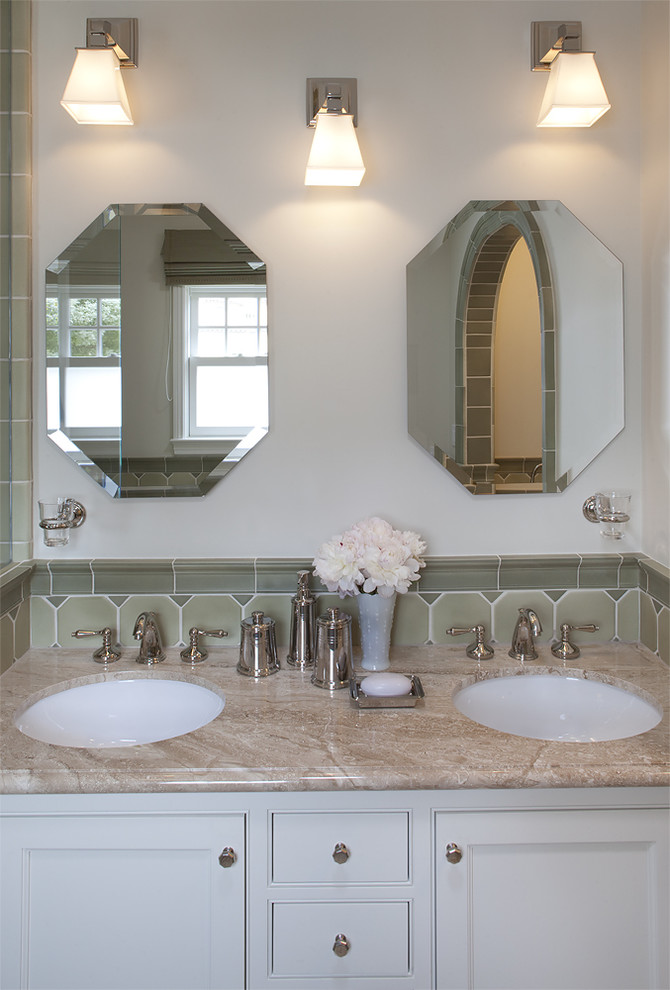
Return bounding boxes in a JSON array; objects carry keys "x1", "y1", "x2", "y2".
[{"x1": 313, "y1": 517, "x2": 426, "y2": 597}]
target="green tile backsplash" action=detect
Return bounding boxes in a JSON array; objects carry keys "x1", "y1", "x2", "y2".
[{"x1": 0, "y1": 553, "x2": 662, "y2": 667}]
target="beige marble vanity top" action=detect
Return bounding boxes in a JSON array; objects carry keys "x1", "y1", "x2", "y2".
[{"x1": 1, "y1": 644, "x2": 668, "y2": 794}]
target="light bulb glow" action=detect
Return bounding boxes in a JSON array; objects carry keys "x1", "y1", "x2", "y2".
[
  {"x1": 305, "y1": 112, "x2": 365, "y2": 186},
  {"x1": 61, "y1": 48, "x2": 133, "y2": 125},
  {"x1": 537, "y1": 51, "x2": 610, "y2": 128}
]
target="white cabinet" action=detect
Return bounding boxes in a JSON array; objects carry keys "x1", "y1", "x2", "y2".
[
  {"x1": 254, "y1": 804, "x2": 425, "y2": 988},
  {"x1": 0, "y1": 805, "x2": 245, "y2": 990},
  {"x1": 1, "y1": 789, "x2": 667, "y2": 990},
  {"x1": 435, "y1": 807, "x2": 669, "y2": 990}
]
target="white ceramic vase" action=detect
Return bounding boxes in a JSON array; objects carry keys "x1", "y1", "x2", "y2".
[{"x1": 357, "y1": 591, "x2": 396, "y2": 671}]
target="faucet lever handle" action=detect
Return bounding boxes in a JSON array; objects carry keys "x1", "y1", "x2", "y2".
[
  {"x1": 446, "y1": 624, "x2": 494, "y2": 661},
  {"x1": 180, "y1": 627, "x2": 228, "y2": 664},
  {"x1": 550, "y1": 622, "x2": 599, "y2": 661},
  {"x1": 72, "y1": 627, "x2": 120, "y2": 664}
]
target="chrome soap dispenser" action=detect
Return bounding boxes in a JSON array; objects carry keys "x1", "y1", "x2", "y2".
[{"x1": 287, "y1": 570, "x2": 317, "y2": 669}]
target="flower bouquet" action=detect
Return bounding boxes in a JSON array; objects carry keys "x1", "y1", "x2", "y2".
[{"x1": 313, "y1": 517, "x2": 426, "y2": 670}]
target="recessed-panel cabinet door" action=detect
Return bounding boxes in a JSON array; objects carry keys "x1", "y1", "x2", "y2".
[
  {"x1": 0, "y1": 813, "x2": 245, "y2": 990},
  {"x1": 435, "y1": 808, "x2": 669, "y2": 990}
]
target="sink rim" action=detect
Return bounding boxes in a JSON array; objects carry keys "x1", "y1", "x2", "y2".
[
  {"x1": 452, "y1": 667, "x2": 663, "y2": 743},
  {"x1": 14, "y1": 669, "x2": 226, "y2": 749}
]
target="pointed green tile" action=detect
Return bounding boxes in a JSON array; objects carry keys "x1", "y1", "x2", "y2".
[
  {"x1": 545, "y1": 590, "x2": 566, "y2": 602},
  {"x1": 0, "y1": 612, "x2": 14, "y2": 672},
  {"x1": 57, "y1": 596, "x2": 118, "y2": 649},
  {"x1": 607, "y1": 589, "x2": 627, "y2": 601},
  {"x1": 616, "y1": 590, "x2": 639, "y2": 643},
  {"x1": 30, "y1": 596, "x2": 57, "y2": 647},
  {"x1": 432, "y1": 593, "x2": 493, "y2": 646},
  {"x1": 14, "y1": 597, "x2": 29, "y2": 658},
  {"x1": 492, "y1": 591, "x2": 553, "y2": 645},
  {"x1": 118, "y1": 596, "x2": 179, "y2": 648},
  {"x1": 640, "y1": 593, "x2": 657, "y2": 653},
  {"x1": 182, "y1": 596, "x2": 242, "y2": 647},
  {"x1": 556, "y1": 590, "x2": 615, "y2": 643},
  {"x1": 657, "y1": 607, "x2": 669, "y2": 664},
  {"x1": 243, "y1": 595, "x2": 293, "y2": 646},
  {"x1": 393, "y1": 593, "x2": 429, "y2": 645},
  {"x1": 232, "y1": 594, "x2": 254, "y2": 606}
]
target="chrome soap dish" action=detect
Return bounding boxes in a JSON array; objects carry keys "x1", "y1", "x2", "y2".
[{"x1": 349, "y1": 675, "x2": 425, "y2": 709}]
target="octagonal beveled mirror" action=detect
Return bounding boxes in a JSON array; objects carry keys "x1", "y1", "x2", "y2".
[
  {"x1": 407, "y1": 200, "x2": 624, "y2": 495},
  {"x1": 46, "y1": 204, "x2": 268, "y2": 497}
]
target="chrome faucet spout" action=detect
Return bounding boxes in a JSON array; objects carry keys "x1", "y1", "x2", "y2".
[
  {"x1": 509, "y1": 608, "x2": 542, "y2": 661},
  {"x1": 133, "y1": 611, "x2": 166, "y2": 664}
]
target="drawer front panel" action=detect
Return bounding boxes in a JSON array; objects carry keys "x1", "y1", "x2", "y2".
[
  {"x1": 271, "y1": 899, "x2": 411, "y2": 977},
  {"x1": 271, "y1": 811, "x2": 410, "y2": 884}
]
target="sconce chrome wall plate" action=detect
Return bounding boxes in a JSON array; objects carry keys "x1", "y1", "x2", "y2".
[
  {"x1": 86, "y1": 17, "x2": 138, "y2": 67},
  {"x1": 306, "y1": 78, "x2": 358, "y2": 126},
  {"x1": 531, "y1": 21, "x2": 582, "y2": 70}
]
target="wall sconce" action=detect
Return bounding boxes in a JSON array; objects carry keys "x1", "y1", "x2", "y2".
[
  {"x1": 531, "y1": 21, "x2": 610, "y2": 127},
  {"x1": 305, "y1": 78, "x2": 365, "y2": 186},
  {"x1": 583, "y1": 491, "x2": 631, "y2": 539},
  {"x1": 38, "y1": 498, "x2": 86, "y2": 547},
  {"x1": 61, "y1": 18, "x2": 138, "y2": 125}
]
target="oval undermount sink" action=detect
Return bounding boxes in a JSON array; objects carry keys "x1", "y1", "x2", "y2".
[
  {"x1": 453, "y1": 672, "x2": 662, "y2": 742},
  {"x1": 15, "y1": 676, "x2": 225, "y2": 748}
]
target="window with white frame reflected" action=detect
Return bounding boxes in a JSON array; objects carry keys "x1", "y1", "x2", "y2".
[
  {"x1": 172, "y1": 286, "x2": 268, "y2": 444},
  {"x1": 46, "y1": 288, "x2": 121, "y2": 438}
]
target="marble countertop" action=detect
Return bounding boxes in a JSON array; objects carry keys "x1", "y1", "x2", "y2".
[{"x1": 1, "y1": 644, "x2": 668, "y2": 794}]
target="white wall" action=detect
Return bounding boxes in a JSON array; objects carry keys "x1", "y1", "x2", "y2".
[
  {"x1": 32, "y1": 0, "x2": 665, "y2": 560},
  {"x1": 641, "y1": 0, "x2": 670, "y2": 566}
]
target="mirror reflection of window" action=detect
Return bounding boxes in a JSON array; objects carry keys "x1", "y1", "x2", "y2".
[
  {"x1": 46, "y1": 288, "x2": 121, "y2": 438},
  {"x1": 172, "y1": 285, "x2": 268, "y2": 444}
]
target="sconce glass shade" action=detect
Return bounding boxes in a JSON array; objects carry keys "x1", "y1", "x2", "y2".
[
  {"x1": 537, "y1": 51, "x2": 610, "y2": 127},
  {"x1": 61, "y1": 48, "x2": 134, "y2": 125},
  {"x1": 305, "y1": 112, "x2": 365, "y2": 186}
]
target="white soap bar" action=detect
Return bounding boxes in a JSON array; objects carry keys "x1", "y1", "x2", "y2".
[{"x1": 360, "y1": 673, "x2": 413, "y2": 697}]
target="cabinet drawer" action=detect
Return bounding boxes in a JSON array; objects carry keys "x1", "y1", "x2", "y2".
[
  {"x1": 271, "y1": 811, "x2": 410, "y2": 884},
  {"x1": 271, "y1": 899, "x2": 411, "y2": 978}
]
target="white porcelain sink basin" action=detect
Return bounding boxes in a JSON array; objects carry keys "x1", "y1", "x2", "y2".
[
  {"x1": 15, "y1": 676, "x2": 225, "y2": 748},
  {"x1": 453, "y1": 672, "x2": 662, "y2": 742}
]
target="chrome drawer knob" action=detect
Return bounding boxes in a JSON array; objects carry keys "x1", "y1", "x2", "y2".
[
  {"x1": 333, "y1": 933, "x2": 351, "y2": 957},
  {"x1": 218, "y1": 847, "x2": 237, "y2": 868},
  {"x1": 332, "y1": 842, "x2": 350, "y2": 864},
  {"x1": 446, "y1": 842, "x2": 463, "y2": 864}
]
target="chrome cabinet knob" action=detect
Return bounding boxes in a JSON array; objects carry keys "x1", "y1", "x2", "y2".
[
  {"x1": 333, "y1": 933, "x2": 351, "y2": 957},
  {"x1": 332, "y1": 842, "x2": 350, "y2": 864},
  {"x1": 445, "y1": 842, "x2": 463, "y2": 864},
  {"x1": 218, "y1": 847, "x2": 237, "y2": 868}
]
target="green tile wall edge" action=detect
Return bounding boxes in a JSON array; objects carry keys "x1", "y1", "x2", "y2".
[
  {"x1": 0, "y1": 553, "x2": 664, "y2": 601},
  {"x1": 1, "y1": 553, "x2": 668, "y2": 663}
]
